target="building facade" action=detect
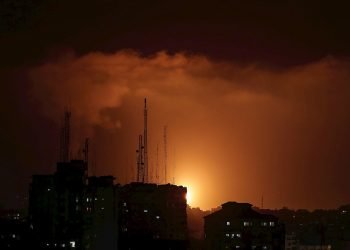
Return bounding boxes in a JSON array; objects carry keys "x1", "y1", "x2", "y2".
[
  {"x1": 204, "y1": 202, "x2": 285, "y2": 250},
  {"x1": 84, "y1": 176, "x2": 119, "y2": 250},
  {"x1": 29, "y1": 161, "x2": 189, "y2": 250},
  {"x1": 119, "y1": 183, "x2": 188, "y2": 250},
  {"x1": 29, "y1": 160, "x2": 118, "y2": 250}
]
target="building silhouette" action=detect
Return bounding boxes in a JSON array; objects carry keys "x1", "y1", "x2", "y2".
[
  {"x1": 119, "y1": 183, "x2": 187, "y2": 249},
  {"x1": 28, "y1": 160, "x2": 188, "y2": 250},
  {"x1": 29, "y1": 160, "x2": 119, "y2": 250},
  {"x1": 258, "y1": 206, "x2": 350, "y2": 250},
  {"x1": 84, "y1": 176, "x2": 119, "y2": 250},
  {"x1": 204, "y1": 202, "x2": 285, "y2": 250}
]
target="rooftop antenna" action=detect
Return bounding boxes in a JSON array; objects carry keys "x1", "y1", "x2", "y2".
[
  {"x1": 164, "y1": 125, "x2": 168, "y2": 184},
  {"x1": 156, "y1": 144, "x2": 159, "y2": 184},
  {"x1": 149, "y1": 155, "x2": 153, "y2": 183},
  {"x1": 173, "y1": 146, "x2": 176, "y2": 184},
  {"x1": 59, "y1": 108, "x2": 71, "y2": 162},
  {"x1": 136, "y1": 134, "x2": 144, "y2": 182},
  {"x1": 144, "y1": 98, "x2": 148, "y2": 183}
]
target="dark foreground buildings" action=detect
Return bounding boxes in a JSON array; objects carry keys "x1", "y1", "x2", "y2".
[
  {"x1": 119, "y1": 183, "x2": 187, "y2": 249},
  {"x1": 258, "y1": 206, "x2": 350, "y2": 250},
  {"x1": 204, "y1": 202, "x2": 285, "y2": 250},
  {"x1": 28, "y1": 159, "x2": 188, "y2": 250},
  {"x1": 29, "y1": 160, "x2": 119, "y2": 250}
]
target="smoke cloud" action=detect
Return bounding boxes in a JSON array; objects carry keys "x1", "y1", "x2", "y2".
[{"x1": 27, "y1": 51, "x2": 350, "y2": 210}]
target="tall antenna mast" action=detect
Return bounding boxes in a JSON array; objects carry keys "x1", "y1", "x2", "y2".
[
  {"x1": 60, "y1": 109, "x2": 71, "y2": 162},
  {"x1": 144, "y1": 98, "x2": 148, "y2": 183},
  {"x1": 156, "y1": 144, "x2": 159, "y2": 184},
  {"x1": 136, "y1": 134, "x2": 144, "y2": 182},
  {"x1": 164, "y1": 125, "x2": 168, "y2": 184},
  {"x1": 173, "y1": 147, "x2": 176, "y2": 184}
]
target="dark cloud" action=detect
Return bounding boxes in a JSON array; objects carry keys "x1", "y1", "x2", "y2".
[
  {"x1": 1, "y1": 0, "x2": 350, "y2": 209},
  {"x1": 1, "y1": 0, "x2": 350, "y2": 68}
]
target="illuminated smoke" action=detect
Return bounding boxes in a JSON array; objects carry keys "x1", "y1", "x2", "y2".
[{"x1": 28, "y1": 51, "x2": 350, "y2": 209}]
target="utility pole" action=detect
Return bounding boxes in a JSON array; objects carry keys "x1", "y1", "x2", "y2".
[{"x1": 156, "y1": 144, "x2": 159, "y2": 184}]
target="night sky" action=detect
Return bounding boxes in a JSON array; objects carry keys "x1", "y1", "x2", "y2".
[{"x1": 1, "y1": 0, "x2": 350, "y2": 210}]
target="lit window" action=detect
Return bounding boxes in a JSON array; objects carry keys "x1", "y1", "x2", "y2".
[
  {"x1": 225, "y1": 233, "x2": 230, "y2": 237},
  {"x1": 102, "y1": 198, "x2": 104, "y2": 201},
  {"x1": 263, "y1": 246, "x2": 267, "y2": 249},
  {"x1": 94, "y1": 198, "x2": 97, "y2": 201},
  {"x1": 156, "y1": 216, "x2": 160, "y2": 219},
  {"x1": 231, "y1": 233, "x2": 235, "y2": 238},
  {"x1": 123, "y1": 202, "x2": 127, "y2": 207},
  {"x1": 236, "y1": 246, "x2": 240, "y2": 249},
  {"x1": 243, "y1": 221, "x2": 250, "y2": 226},
  {"x1": 262, "y1": 222, "x2": 267, "y2": 226},
  {"x1": 70, "y1": 241, "x2": 76, "y2": 248},
  {"x1": 269, "y1": 221, "x2": 275, "y2": 226},
  {"x1": 62, "y1": 244, "x2": 65, "y2": 247},
  {"x1": 236, "y1": 233, "x2": 241, "y2": 238},
  {"x1": 46, "y1": 243, "x2": 49, "y2": 247},
  {"x1": 12, "y1": 234, "x2": 16, "y2": 239},
  {"x1": 101, "y1": 207, "x2": 104, "y2": 210},
  {"x1": 144, "y1": 209, "x2": 148, "y2": 213},
  {"x1": 47, "y1": 188, "x2": 51, "y2": 192},
  {"x1": 226, "y1": 221, "x2": 230, "y2": 226}
]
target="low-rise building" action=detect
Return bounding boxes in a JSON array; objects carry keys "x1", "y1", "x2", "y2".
[{"x1": 204, "y1": 202, "x2": 285, "y2": 250}]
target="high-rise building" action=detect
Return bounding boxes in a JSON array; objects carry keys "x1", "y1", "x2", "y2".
[
  {"x1": 29, "y1": 162, "x2": 188, "y2": 250},
  {"x1": 29, "y1": 160, "x2": 118, "y2": 250},
  {"x1": 84, "y1": 176, "x2": 119, "y2": 250}
]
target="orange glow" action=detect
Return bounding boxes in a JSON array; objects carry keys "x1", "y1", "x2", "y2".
[
  {"x1": 186, "y1": 188, "x2": 192, "y2": 205},
  {"x1": 177, "y1": 171, "x2": 200, "y2": 208},
  {"x1": 29, "y1": 51, "x2": 350, "y2": 210}
]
